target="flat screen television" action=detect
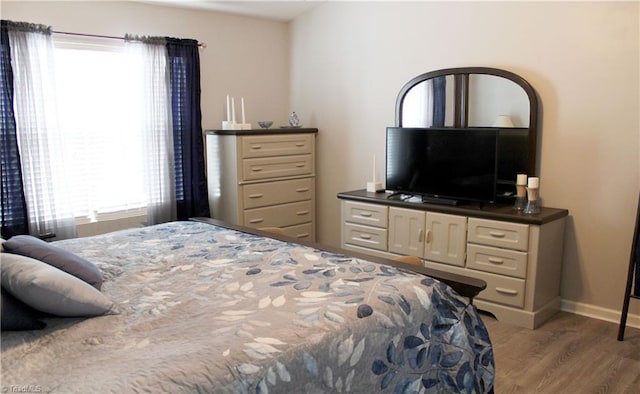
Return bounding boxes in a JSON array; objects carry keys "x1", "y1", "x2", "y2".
[
  {"x1": 385, "y1": 127, "x2": 499, "y2": 204},
  {"x1": 495, "y1": 127, "x2": 529, "y2": 196}
]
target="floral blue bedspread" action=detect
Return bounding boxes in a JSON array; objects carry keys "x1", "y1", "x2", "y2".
[{"x1": 1, "y1": 221, "x2": 494, "y2": 393}]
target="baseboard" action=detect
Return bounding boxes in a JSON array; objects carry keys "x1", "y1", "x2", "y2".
[{"x1": 561, "y1": 299, "x2": 640, "y2": 329}]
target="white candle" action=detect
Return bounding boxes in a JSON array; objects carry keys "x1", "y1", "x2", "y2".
[
  {"x1": 527, "y1": 177, "x2": 539, "y2": 189},
  {"x1": 241, "y1": 97, "x2": 246, "y2": 124},
  {"x1": 516, "y1": 174, "x2": 527, "y2": 186},
  {"x1": 226, "y1": 95, "x2": 230, "y2": 121},
  {"x1": 231, "y1": 97, "x2": 236, "y2": 123},
  {"x1": 372, "y1": 155, "x2": 376, "y2": 182}
]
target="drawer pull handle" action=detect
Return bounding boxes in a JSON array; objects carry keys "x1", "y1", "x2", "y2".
[
  {"x1": 488, "y1": 257, "x2": 504, "y2": 264},
  {"x1": 252, "y1": 167, "x2": 263, "y2": 172},
  {"x1": 359, "y1": 234, "x2": 372, "y2": 240},
  {"x1": 296, "y1": 188, "x2": 310, "y2": 193},
  {"x1": 296, "y1": 210, "x2": 310, "y2": 216},
  {"x1": 249, "y1": 218, "x2": 264, "y2": 224},
  {"x1": 496, "y1": 287, "x2": 518, "y2": 296},
  {"x1": 296, "y1": 233, "x2": 310, "y2": 238},
  {"x1": 251, "y1": 145, "x2": 262, "y2": 150},
  {"x1": 489, "y1": 231, "x2": 506, "y2": 238},
  {"x1": 248, "y1": 193, "x2": 263, "y2": 199},
  {"x1": 425, "y1": 229, "x2": 432, "y2": 244},
  {"x1": 359, "y1": 212, "x2": 373, "y2": 217},
  {"x1": 295, "y1": 163, "x2": 305, "y2": 168},
  {"x1": 295, "y1": 143, "x2": 305, "y2": 147},
  {"x1": 418, "y1": 228, "x2": 424, "y2": 242}
]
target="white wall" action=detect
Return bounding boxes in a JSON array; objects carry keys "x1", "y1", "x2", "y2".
[{"x1": 290, "y1": 2, "x2": 640, "y2": 317}]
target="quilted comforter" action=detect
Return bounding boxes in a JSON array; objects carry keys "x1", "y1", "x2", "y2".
[{"x1": 1, "y1": 221, "x2": 494, "y2": 393}]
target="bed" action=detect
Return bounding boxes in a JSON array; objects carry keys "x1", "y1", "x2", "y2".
[{"x1": 1, "y1": 219, "x2": 494, "y2": 393}]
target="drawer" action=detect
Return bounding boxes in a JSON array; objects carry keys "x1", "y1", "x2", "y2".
[
  {"x1": 343, "y1": 201, "x2": 388, "y2": 228},
  {"x1": 282, "y1": 222, "x2": 315, "y2": 241},
  {"x1": 242, "y1": 178, "x2": 313, "y2": 209},
  {"x1": 241, "y1": 134, "x2": 313, "y2": 158},
  {"x1": 468, "y1": 218, "x2": 529, "y2": 251},
  {"x1": 242, "y1": 155, "x2": 312, "y2": 181},
  {"x1": 473, "y1": 270, "x2": 526, "y2": 308},
  {"x1": 467, "y1": 244, "x2": 528, "y2": 279},
  {"x1": 243, "y1": 200, "x2": 313, "y2": 229},
  {"x1": 344, "y1": 222, "x2": 388, "y2": 252}
]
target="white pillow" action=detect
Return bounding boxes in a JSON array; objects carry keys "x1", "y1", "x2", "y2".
[{"x1": 1, "y1": 253, "x2": 114, "y2": 317}]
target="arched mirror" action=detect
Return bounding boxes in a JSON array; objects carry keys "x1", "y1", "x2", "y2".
[{"x1": 394, "y1": 67, "x2": 538, "y2": 200}]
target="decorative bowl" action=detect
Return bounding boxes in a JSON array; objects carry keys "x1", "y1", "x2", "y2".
[{"x1": 258, "y1": 121, "x2": 273, "y2": 129}]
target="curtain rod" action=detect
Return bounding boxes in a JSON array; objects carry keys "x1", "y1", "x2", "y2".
[{"x1": 52, "y1": 30, "x2": 207, "y2": 48}]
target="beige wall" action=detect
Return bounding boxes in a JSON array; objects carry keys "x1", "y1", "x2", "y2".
[
  {"x1": 1, "y1": 0, "x2": 291, "y2": 135},
  {"x1": 290, "y1": 1, "x2": 640, "y2": 320}
]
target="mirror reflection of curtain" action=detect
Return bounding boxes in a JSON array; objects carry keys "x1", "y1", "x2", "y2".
[
  {"x1": 432, "y1": 76, "x2": 446, "y2": 127},
  {"x1": 402, "y1": 78, "x2": 446, "y2": 127},
  {"x1": 403, "y1": 80, "x2": 433, "y2": 127}
]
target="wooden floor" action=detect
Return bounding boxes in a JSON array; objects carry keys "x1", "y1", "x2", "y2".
[{"x1": 482, "y1": 311, "x2": 640, "y2": 393}]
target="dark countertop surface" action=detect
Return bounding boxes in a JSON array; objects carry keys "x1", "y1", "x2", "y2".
[
  {"x1": 206, "y1": 127, "x2": 318, "y2": 136},
  {"x1": 338, "y1": 189, "x2": 568, "y2": 225}
]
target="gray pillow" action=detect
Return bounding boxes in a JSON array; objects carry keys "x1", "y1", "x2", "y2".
[
  {"x1": 1, "y1": 253, "x2": 114, "y2": 317},
  {"x1": 3, "y1": 235, "x2": 103, "y2": 289},
  {"x1": 0, "y1": 238, "x2": 5, "y2": 252}
]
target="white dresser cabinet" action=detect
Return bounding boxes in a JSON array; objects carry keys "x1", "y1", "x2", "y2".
[
  {"x1": 388, "y1": 207, "x2": 467, "y2": 266},
  {"x1": 338, "y1": 190, "x2": 568, "y2": 329},
  {"x1": 206, "y1": 129, "x2": 318, "y2": 241}
]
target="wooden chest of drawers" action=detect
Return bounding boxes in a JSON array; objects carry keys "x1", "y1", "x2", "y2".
[{"x1": 206, "y1": 129, "x2": 318, "y2": 241}]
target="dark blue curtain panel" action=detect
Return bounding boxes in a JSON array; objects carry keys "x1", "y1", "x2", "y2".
[
  {"x1": 0, "y1": 20, "x2": 29, "y2": 238},
  {"x1": 166, "y1": 38, "x2": 210, "y2": 220}
]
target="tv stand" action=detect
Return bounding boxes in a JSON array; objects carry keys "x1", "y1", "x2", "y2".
[
  {"x1": 421, "y1": 195, "x2": 459, "y2": 206},
  {"x1": 338, "y1": 189, "x2": 569, "y2": 329},
  {"x1": 386, "y1": 192, "x2": 458, "y2": 206}
]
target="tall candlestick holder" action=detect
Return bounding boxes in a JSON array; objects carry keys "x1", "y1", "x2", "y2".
[
  {"x1": 513, "y1": 174, "x2": 527, "y2": 211},
  {"x1": 222, "y1": 94, "x2": 252, "y2": 130},
  {"x1": 523, "y1": 177, "x2": 541, "y2": 214}
]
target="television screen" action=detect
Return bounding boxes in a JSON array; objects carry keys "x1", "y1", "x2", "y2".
[
  {"x1": 495, "y1": 128, "x2": 529, "y2": 193},
  {"x1": 386, "y1": 127, "x2": 498, "y2": 203}
]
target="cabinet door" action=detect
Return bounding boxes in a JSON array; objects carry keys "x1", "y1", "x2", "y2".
[
  {"x1": 388, "y1": 207, "x2": 426, "y2": 257},
  {"x1": 424, "y1": 212, "x2": 467, "y2": 267}
]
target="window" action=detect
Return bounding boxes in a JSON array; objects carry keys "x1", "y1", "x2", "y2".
[{"x1": 53, "y1": 38, "x2": 147, "y2": 222}]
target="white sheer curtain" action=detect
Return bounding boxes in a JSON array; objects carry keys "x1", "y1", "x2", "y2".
[
  {"x1": 125, "y1": 38, "x2": 176, "y2": 225},
  {"x1": 402, "y1": 80, "x2": 434, "y2": 127},
  {"x1": 8, "y1": 24, "x2": 77, "y2": 240}
]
